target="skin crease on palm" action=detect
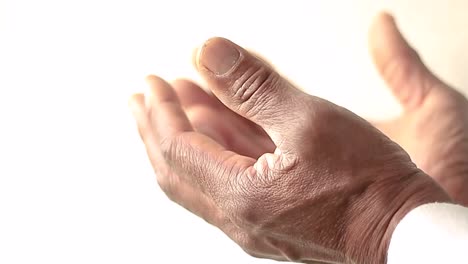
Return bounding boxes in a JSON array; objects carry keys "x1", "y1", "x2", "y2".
[{"x1": 129, "y1": 12, "x2": 465, "y2": 264}]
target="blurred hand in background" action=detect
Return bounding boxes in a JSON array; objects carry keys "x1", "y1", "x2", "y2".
[{"x1": 369, "y1": 13, "x2": 468, "y2": 205}]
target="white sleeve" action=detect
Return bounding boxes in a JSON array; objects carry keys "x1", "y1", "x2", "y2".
[{"x1": 387, "y1": 202, "x2": 468, "y2": 264}]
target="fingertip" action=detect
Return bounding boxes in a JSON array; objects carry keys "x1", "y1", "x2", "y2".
[
  {"x1": 145, "y1": 75, "x2": 174, "y2": 92},
  {"x1": 369, "y1": 11, "x2": 408, "y2": 50},
  {"x1": 171, "y1": 78, "x2": 197, "y2": 89},
  {"x1": 145, "y1": 74, "x2": 155, "y2": 82},
  {"x1": 369, "y1": 11, "x2": 417, "y2": 74},
  {"x1": 128, "y1": 93, "x2": 146, "y2": 119},
  {"x1": 197, "y1": 37, "x2": 241, "y2": 76},
  {"x1": 171, "y1": 78, "x2": 198, "y2": 104},
  {"x1": 129, "y1": 93, "x2": 145, "y2": 105},
  {"x1": 145, "y1": 74, "x2": 180, "y2": 104},
  {"x1": 171, "y1": 78, "x2": 201, "y2": 96},
  {"x1": 375, "y1": 11, "x2": 396, "y2": 25},
  {"x1": 145, "y1": 75, "x2": 164, "y2": 98},
  {"x1": 369, "y1": 11, "x2": 396, "y2": 46},
  {"x1": 370, "y1": 11, "x2": 395, "y2": 31},
  {"x1": 192, "y1": 37, "x2": 212, "y2": 71},
  {"x1": 145, "y1": 74, "x2": 165, "y2": 84}
]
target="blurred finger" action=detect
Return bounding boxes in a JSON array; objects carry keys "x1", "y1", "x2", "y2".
[
  {"x1": 172, "y1": 78, "x2": 274, "y2": 154},
  {"x1": 172, "y1": 79, "x2": 223, "y2": 110},
  {"x1": 146, "y1": 75, "x2": 193, "y2": 140},
  {"x1": 369, "y1": 12, "x2": 445, "y2": 110},
  {"x1": 129, "y1": 93, "x2": 158, "y2": 150}
]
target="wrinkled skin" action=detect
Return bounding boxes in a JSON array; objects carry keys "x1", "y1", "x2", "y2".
[
  {"x1": 369, "y1": 14, "x2": 468, "y2": 205},
  {"x1": 130, "y1": 14, "x2": 451, "y2": 263}
]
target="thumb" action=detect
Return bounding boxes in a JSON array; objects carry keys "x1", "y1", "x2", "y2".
[
  {"x1": 194, "y1": 37, "x2": 308, "y2": 153},
  {"x1": 369, "y1": 12, "x2": 445, "y2": 110}
]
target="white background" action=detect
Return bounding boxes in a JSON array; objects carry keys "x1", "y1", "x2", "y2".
[{"x1": 1, "y1": 0, "x2": 468, "y2": 263}]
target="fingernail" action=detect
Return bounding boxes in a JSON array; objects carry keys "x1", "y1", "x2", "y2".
[{"x1": 199, "y1": 38, "x2": 240, "y2": 75}]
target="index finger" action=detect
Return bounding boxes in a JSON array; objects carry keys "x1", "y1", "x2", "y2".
[{"x1": 146, "y1": 75, "x2": 193, "y2": 139}]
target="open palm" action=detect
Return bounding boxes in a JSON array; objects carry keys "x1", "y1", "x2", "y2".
[{"x1": 369, "y1": 13, "x2": 468, "y2": 205}]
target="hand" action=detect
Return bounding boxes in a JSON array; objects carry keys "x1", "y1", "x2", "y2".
[
  {"x1": 130, "y1": 37, "x2": 449, "y2": 263},
  {"x1": 369, "y1": 13, "x2": 468, "y2": 205}
]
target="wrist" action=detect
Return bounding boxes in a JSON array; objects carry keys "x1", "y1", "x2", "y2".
[
  {"x1": 379, "y1": 173, "x2": 452, "y2": 263},
  {"x1": 345, "y1": 170, "x2": 451, "y2": 264}
]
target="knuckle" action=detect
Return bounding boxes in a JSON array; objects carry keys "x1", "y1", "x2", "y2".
[
  {"x1": 228, "y1": 171, "x2": 289, "y2": 227},
  {"x1": 224, "y1": 170, "x2": 280, "y2": 228},
  {"x1": 159, "y1": 135, "x2": 179, "y2": 163},
  {"x1": 304, "y1": 100, "x2": 339, "y2": 132},
  {"x1": 231, "y1": 65, "x2": 281, "y2": 115},
  {"x1": 231, "y1": 195, "x2": 266, "y2": 227},
  {"x1": 234, "y1": 232, "x2": 258, "y2": 255}
]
